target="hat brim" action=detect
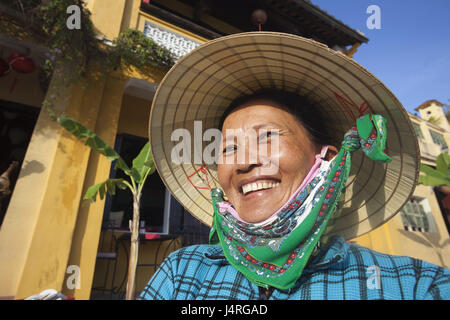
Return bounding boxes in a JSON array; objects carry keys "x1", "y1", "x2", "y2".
[{"x1": 149, "y1": 32, "x2": 419, "y2": 240}]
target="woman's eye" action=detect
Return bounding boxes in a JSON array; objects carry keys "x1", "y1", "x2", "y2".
[
  {"x1": 259, "y1": 130, "x2": 278, "y2": 141},
  {"x1": 223, "y1": 145, "x2": 237, "y2": 154}
]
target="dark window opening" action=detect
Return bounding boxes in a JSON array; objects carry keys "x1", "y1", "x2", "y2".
[
  {"x1": 102, "y1": 134, "x2": 167, "y2": 232},
  {"x1": 0, "y1": 100, "x2": 39, "y2": 227},
  {"x1": 101, "y1": 133, "x2": 211, "y2": 243},
  {"x1": 434, "y1": 187, "x2": 450, "y2": 236}
]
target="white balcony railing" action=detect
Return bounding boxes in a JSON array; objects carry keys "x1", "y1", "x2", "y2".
[
  {"x1": 143, "y1": 21, "x2": 201, "y2": 62},
  {"x1": 418, "y1": 139, "x2": 444, "y2": 160}
]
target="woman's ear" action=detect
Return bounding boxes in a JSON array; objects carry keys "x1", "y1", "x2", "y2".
[{"x1": 324, "y1": 145, "x2": 339, "y2": 161}]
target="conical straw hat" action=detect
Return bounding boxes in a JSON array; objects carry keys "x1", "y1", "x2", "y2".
[{"x1": 149, "y1": 32, "x2": 419, "y2": 240}]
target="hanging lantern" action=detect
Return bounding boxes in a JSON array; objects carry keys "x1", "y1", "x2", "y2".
[
  {"x1": 251, "y1": 9, "x2": 268, "y2": 31},
  {"x1": 7, "y1": 53, "x2": 35, "y2": 93},
  {"x1": 8, "y1": 53, "x2": 35, "y2": 74},
  {"x1": 0, "y1": 58, "x2": 10, "y2": 77}
]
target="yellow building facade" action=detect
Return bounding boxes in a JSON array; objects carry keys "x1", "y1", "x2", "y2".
[
  {"x1": 353, "y1": 105, "x2": 450, "y2": 268},
  {"x1": 0, "y1": 0, "x2": 448, "y2": 300},
  {"x1": 0, "y1": 0, "x2": 189, "y2": 300}
]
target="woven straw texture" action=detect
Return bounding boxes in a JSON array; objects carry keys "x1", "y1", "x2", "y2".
[{"x1": 149, "y1": 32, "x2": 419, "y2": 240}]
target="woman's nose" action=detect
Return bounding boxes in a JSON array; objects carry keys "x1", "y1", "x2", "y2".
[
  {"x1": 236, "y1": 161, "x2": 261, "y2": 174},
  {"x1": 235, "y1": 138, "x2": 263, "y2": 173}
]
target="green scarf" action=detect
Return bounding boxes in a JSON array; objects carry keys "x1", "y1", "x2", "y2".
[{"x1": 209, "y1": 114, "x2": 392, "y2": 290}]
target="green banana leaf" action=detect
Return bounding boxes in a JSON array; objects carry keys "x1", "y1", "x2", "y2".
[
  {"x1": 420, "y1": 163, "x2": 447, "y2": 178},
  {"x1": 419, "y1": 153, "x2": 450, "y2": 187},
  {"x1": 84, "y1": 178, "x2": 128, "y2": 202},
  {"x1": 418, "y1": 174, "x2": 450, "y2": 187},
  {"x1": 57, "y1": 114, "x2": 132, "y2": 176},
  {"x1": 436, "y1": 152, "x2": 450, "y2": 176},
  {"x1": 131, "y1": 141, "x2": 156, "y2": 184}
]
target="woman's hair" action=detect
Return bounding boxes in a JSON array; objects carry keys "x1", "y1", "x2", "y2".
[{"x1": 219, "y1": 89, "x2": 333, "y2": 147}]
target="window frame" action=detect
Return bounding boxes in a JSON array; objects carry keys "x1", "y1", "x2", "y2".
[
  {"x1": 429, "y1": 130, "x2": 448, "y2": 151},
  {"x1": 400, "y1": 197, "x2": 437, "y2": 233},
  {"x1": 411, "y1": 122, "x2": 424, "y2": 140}
]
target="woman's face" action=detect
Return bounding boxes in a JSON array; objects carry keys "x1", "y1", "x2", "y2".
[{"x1": 217, "y1": 99, "x2": 322, "y2": 223}]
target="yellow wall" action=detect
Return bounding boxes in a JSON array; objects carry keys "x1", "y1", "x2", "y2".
[
  {"x1": 0, "y1": 66, "x2": 170, "y2": 299},
  {"x1": 117, "y1": 94, "x2": 152, "y2": 138},
  {"x1": 0, "y1": 68, "x2": 107, "y2": 299},
  {"x1": 89, "y1": 0, "x2": 212, "y2": 43},
  {"x1": 61, "y1": 75, "x2": 127, "y2": 300},
  {"x1": 0, "y1": 0, "x2": 177, "y2": 300},
  {"x1": 353, "y1": 183, "x2": 450, "y2": 268},
  {"x1": 410, "y1": 114, "x2": 450, "y2": 160},
  {"x1": 89, "y1": 0, "x2": 127, "y2": 40}
]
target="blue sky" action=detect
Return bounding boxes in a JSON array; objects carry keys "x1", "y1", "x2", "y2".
[{"x1": 311, "y1": 0, "x2": 450, "y2": 115}]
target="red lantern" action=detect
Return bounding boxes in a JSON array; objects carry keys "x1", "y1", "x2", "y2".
[
  {"x1": 7, "y1": 53, "x2": 35, "y2": 93},
  {"x1": 8, "y1": 53, "x2": 35, "y2": 74},
  {"x1": 0, "y1": 58, "x2": 10, "y2": 77}
]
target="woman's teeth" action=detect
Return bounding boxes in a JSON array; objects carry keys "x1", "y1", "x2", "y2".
[{"x1": 242, "y1": 181, "x2": 280, "y2": 195}]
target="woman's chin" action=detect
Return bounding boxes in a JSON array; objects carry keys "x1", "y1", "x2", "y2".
[
  {"x1": 237, "y1": 196, "x2": 283, "y2": 223},
  {"x1": 229, "y1": 186, "x2": 288, "y2": 223}
]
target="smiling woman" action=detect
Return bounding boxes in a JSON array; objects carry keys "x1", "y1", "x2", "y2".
[
  {"x1": 141, "y1": 32, "x2": 450, "y2": 300},
  {"x1": 217, "y1": 91, "x2": 338, "y2": 223}
]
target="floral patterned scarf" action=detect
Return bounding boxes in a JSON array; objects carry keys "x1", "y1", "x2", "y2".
[{"x1": 209, "y1": 114, "x2": 392, "y2": 290}]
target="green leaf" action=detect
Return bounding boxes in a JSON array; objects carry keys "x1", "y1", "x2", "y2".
[
  {"x1": 418, "y1": 174, "x2": 450, "y2": 187},
  {"x1": 419, "y1": 162, "x2": 450, "y2": 187},
  {"x1": 57, "y1": 114, "x2": 132, "y2": 176},
  {"x1": 420, "y1": 164, "x2": 448, "y2": 179},
  {"x1": 84, "y1": 178, "x2": 128, "y2": 203},
  {"x1": 131, "y1": 141, "x2": 156, "y2": 184},
  {"x1": 436, "y1": 152, "x2": 450, "y2": 176}
]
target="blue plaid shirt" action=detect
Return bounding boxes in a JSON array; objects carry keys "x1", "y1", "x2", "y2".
[{"x1": 139, "y1": 236, "x2": 450, "y2": 300}]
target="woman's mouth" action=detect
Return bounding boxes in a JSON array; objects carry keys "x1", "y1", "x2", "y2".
[{"x1": 240, "y1": 180, "x2": 281, "y2": 196}]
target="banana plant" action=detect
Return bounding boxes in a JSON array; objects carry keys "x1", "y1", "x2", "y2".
[
  {"x1": 57, "y1": 114, "x2": 155, "y2": 300},
  {"x1": 418, "y1": 152, "x2": 450, "y2": 188}
]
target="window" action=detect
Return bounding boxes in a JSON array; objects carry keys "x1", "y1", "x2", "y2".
[
  {"x1": 429, "y1": 130, "x2": 448, "y2": 151},
  {"x1": 400, "y1": 197, "x2": 435, "y2": 232},
  {"x1": 412, "y1": 122, "x2": 424, "y2": 139},
  {"x1": 102, "y1": 134, "x2": 184, "y2": 234}
]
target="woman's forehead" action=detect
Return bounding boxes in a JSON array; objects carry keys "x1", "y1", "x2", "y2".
[{"x1": 221, "y1": 103, "x2": 301, "y2": 130}]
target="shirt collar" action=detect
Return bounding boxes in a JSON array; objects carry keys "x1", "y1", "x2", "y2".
[
  {"x1": 303, "y1": 235, "x2": 349, "y2": 272},
  {"x1": 203, "y1": 245, "x2": 228, "y2": 264},
  {"x1": 203, "y1": 235, "x2": 349, "y2": 270}
]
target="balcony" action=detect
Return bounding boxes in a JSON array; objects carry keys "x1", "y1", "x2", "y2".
[{"x1": 418, "y1": 139, "x2": 444, "y2": 162}]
